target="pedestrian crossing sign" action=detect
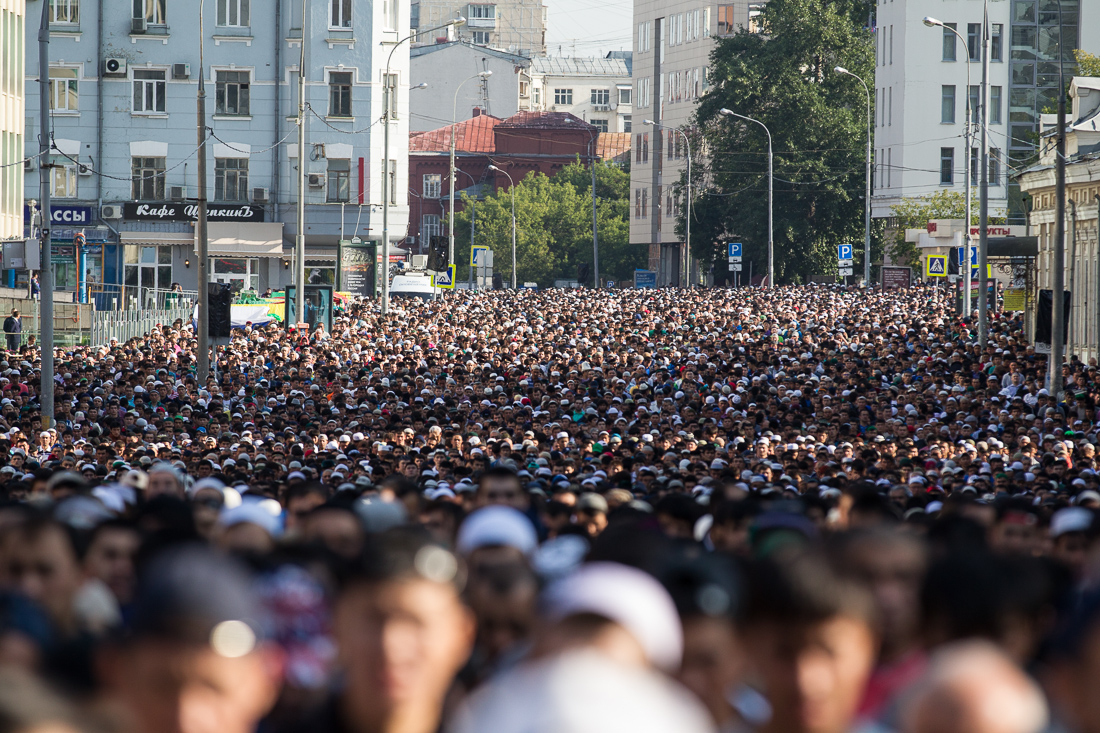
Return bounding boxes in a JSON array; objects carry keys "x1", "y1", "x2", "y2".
[
  {"x1": 925, "y1": 255, "x2": 947, "y2": 278},
  {"x1": 432, "y1": 264, "x2": 456, "y2": 289}
]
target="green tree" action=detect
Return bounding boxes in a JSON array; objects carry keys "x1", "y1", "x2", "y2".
[
  {"x1": 888, "y1": 190, "x2": 1008, "y2": 267},
  {"x1": 452, "y1": 161, "x2": 642, "y2": 287},
  {"x1": 692, "y1": 0, "x2": 875, "y2": 283},
  {"x1": 1076, "y1": 50, "x2": 1100, "y2": 77}
]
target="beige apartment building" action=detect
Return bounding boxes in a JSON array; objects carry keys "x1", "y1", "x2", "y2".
[
  {"x1": 630, "y1": 0, "x2": 762, "y2": 285},
  {"x1": 0, "y1": 0, "x2": 24, "y2": 243},
  {"x1": 412, "y1": 0, "x2": 547, "y2": 56}
]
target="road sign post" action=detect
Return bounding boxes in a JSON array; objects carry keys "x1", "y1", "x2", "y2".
[{"x1": 432, "y1": 264, "x2": 457, "y2": 289}]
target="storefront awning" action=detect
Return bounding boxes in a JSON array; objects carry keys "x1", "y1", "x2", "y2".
[{"x1": 201, "y1": 223, "x2": 284, "y2": 256}]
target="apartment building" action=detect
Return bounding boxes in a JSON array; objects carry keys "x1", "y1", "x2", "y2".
[
  {"x1": 0, "y1": 0, "x2": 23, "y2": 244},
  {"x1": 412, "y1": 0, "x2": 547, "y2": 56},
  {"x1": 21, "y1": 0, "x2": 412, "y2": 298},
  {"x1": 631, "y1": 0, "x2": 761, "y2": 285},
  {"x1": 410, "y1": 41, "x2": 531, "y2": 132},
  {"x1": 528, "y1": 56, "x2": 633, "y2": 133}
]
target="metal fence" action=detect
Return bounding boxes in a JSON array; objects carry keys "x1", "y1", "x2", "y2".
[
  {"x1": 90, "y1": 307, "x2": 193, "y2": 346},
  {"x1": 87, "y1": 284, "x2": 198, "y2": 312}
]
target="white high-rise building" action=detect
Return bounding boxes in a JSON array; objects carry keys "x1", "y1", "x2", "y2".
[{"x1": 871, "y1": 0, "x2": 1011, "y2": 222}]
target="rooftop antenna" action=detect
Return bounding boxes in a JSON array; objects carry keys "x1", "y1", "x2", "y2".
[{"x1": 479, "y1": 57, "x2": 492, "y2": 115}]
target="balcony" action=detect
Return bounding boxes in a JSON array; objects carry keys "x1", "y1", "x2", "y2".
[{"x1": 467, "y1": 16, "x2": 496, "y2": 28}]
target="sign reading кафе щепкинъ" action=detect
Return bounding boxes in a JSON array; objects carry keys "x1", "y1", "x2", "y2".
[{"x1": 121, "y1": 202, "x2": 265, "y2": 223}]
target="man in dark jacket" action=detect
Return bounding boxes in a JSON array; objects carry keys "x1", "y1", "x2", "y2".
[{"x1": 3, "y1": 309, "x2": 21, "y2": 352}]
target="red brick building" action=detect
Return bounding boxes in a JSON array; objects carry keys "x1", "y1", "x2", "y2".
[{"x1": 406, "y1": 110, "x2": 628, "y2": 250}]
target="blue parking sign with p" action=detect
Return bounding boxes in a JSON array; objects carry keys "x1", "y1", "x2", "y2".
[
  {"x1": 728, "y1": 242, "x2": 742, "y2": 258},
  {"x1": 838, "y1": 244, "x2": 853, "y2": 261}
]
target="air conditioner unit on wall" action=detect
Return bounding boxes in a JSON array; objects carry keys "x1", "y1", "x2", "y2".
[
  {"x1": 78, "y1": 164, "x2": 92, "y2": 176},
  {"x1": 172, "y1": 64, "x2": 191, "y2": 79},
  {"x1": 170, "y1": 186, "x2": 186, "y2": 201},
  {"x1": 101, "y1": 205, "x2": 122, "y2": 220},
  {"x1": 132, "y1": 17, "x2": 147, "y2": 34},
  {"x1": 252, "y1": 187, "x2": 269, "y2": 203},
  {"x1": 307, "y1": 173, "x2": 324, "y2": 188},
  {"x1": 23, "y1": 159, "x2": 34, "y2": 172},
  {"x1": 103, "y1": 58, "x2": 127, "y2": 75}
]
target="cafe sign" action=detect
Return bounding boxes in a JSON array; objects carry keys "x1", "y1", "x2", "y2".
[{"x1": 122, "y1": 202, "x2": 265, "y2": 223}]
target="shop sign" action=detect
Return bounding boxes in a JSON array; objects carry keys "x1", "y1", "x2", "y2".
[{"x1": 122, "y1": 202, "x2": 265, "y2": 223}]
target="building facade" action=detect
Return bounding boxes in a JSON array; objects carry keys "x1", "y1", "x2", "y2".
[
  {"x1": 1017, "y1": 76, "x2": 1100, "y2": 363},
  {"x1": 1, "y1": 0, "x2": 23, "y2": 243},
  {"x1": 22, "y1": 0, "x2": 413, "y2": 302},
  {"x1": 630, "y1": 0, "x2": 758, "y2": 285},
  {"x1": 410, "y1": 41, "x2": 531, "y2": 132},
  {"x1": 412, "y1": 0, "x2": 547, "y2": 56},
  {"x1": 870, "y1": 0, "x2": 1011, "y2": 222},
  {"x1": 528, "y1": 56, "x2": 633, "y2": 134}
]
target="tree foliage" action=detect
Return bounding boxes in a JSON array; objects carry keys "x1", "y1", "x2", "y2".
[
  {"x1": 888, "y1": 190, "x2": 1008, "y2": 267},
  {"x1": 1076, "y1": 50, "x2": 1100, "y2": 77},
  {"x1": 451, "y1": 161, "x2": 642, "y2": 287},
  {"x1": 691, "y1": 0, "x2": 876, "y2": 283}
]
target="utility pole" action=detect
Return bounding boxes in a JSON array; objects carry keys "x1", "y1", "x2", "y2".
[
  {"x1": 977, "y1": 0, "x2": 991, "y2": 347},
  {"x1": 591, "y1": 131, "x2": 600, "y2": 288},
  {"x1": 36, "y1": 0, "x2": 54, "y2": 429},
  {"x1": 196, "y1": 0, "x2": 210, "y2": 382},
  {"x1": 1049, "y1": 0, "x2": 1067, "y2": 401},
  {"x1": 295, "y1": 0, "x2": 308, "y2": 325}
]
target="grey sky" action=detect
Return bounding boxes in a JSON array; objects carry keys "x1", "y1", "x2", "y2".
[{"x1": 544, "y1": 0, "x2": 634, "y2": 57}]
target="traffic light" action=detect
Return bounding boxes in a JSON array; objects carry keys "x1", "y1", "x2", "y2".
[
  {"x1": 207, "y1": 283, "x2": 233, "y2": 338},
  {"x1": 577, "y1": 262, "x2": 590, "y2": 285},
  {"x1": 427, "y1": 236, "x2": 448, "y2": 272}
]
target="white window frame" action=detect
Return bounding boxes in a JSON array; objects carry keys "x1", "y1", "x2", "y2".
[
  {"x1": 330, "y1": 0, "x2": 352, "y2": 28},
  {"x1": 423, "y1": 173, "x2": 442, "y2": 199},
  {"x1": 49, "y1": 67, "x2": 80, "y2": 113},
  {"x1": 328, "y1": 70, "x2": 354, "y2": 118},
  {"x1": 472, "y1": 30, "x2": 490, "y2": 44},
  {"x1": 591, "y1": 88, "x2": 610, "y2": 105},
  {"x1": 383, "y1": 0, "x2": 399, "y2": 29},
  {"x1": 216, "y1": 0, "x2": 249, "y2": 27},
  {"x1": 50, "y1": 0, "x2": 79, "y2": 25},
  {"x1": 51, "y1": 160, "x2": 78, "y2": 199},
  {"x1": 468, "y1": 4, "x2": 495, "y2": 19},
  {"x1": 617, "y1": 86, "x2": 631, "y2": 105},
  {"x1": 133, "y1": 0, "x2": 166, "y2": 25},
  {"x1": 554, "y1": 88, "x2": 573, "y2": 105},
  {"x1": 215, "y1": 68, "x2": 251, "y2": 116},
  {"x1": 214, "y1": 157, "x2": 249, "y2": 202},
  {"x1": 132, "y1": 68, "x2": 167, "y2": 115},
  {"x1": 422, "y1": 214, "x2": 441, "y2": 239}
]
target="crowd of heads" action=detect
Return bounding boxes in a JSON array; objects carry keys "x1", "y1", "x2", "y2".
[{"x1": 0, "y1": 284, "x2": 1097, "y2": 733}]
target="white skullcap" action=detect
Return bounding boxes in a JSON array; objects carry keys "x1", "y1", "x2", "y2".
[{"x1": 456, "y1": 506, "x2": 538, "y2": 557}]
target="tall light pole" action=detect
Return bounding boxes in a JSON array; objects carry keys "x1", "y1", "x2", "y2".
[
  {"x1": 1050, "y1": 0, "x2": 1067, "y2": 398},
  {"x1": 833, "y1": 67, "x2": 872, "y2": 288},
  {"x1": 295, "y1": 0, "x2": 308, "y2": 326},
  {"x1": 449, "y1": 71, "x2": 492, "y2": 271},
  {"x1": 196, "y1": 0, "x2": 211, "y2": 382},
  {"x1": 382, "y1": 18, "x2": 465, "y2": 315},
  {"x1": 977, "y1": 0, "x2": 991, "y2": 347},
  {"x1": 720, "y1": 109, "x2": 773, "y2": 287},
  {"x1": 35, "y1": 0, "x2": 54, "y2": 427},
  {"x1": 923, "y1": 17, "x2": 973, "y2": 316},
  {"x1": 488, "y1": 165, "x2": 517, "y2": 288},
  {"x1": 646, "y1": 120, "x2": 690, "y2": 286}
]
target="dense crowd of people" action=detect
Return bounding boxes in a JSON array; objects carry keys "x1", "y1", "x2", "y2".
[{"x1": 0, "y1": 283, "x2": 1097, "y2": 733}]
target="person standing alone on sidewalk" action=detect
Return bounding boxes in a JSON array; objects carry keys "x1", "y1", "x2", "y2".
[{"x1": 4, "y1": 310, "x2": 21, "y2": 352}]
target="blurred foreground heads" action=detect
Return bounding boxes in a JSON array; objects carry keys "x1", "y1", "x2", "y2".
[{"x1": 450, "y1": 561, "x2": 715, "y2": 733}]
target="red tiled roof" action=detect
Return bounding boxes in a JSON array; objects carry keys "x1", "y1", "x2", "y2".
[
  {"x1": 409, "y1": 114, "x2": 502, "y2": 153},
  {"x1": 596, "y1": 132, "x2": 631, "y2": 162},
  {"x1": 496, "y1": 110, "x2": 594, "y2": 130}
]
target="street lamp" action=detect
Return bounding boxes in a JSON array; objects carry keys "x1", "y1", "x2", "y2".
[
  {"x1": 833, "y1": 67, "x2": 872, "y2": 288},
  {"x1": 381, "y1": 17, "x2": 465, "y2": 315},
  {"x1": 450, "y1": 71, "x2": 493, "y2": 272},
  {"x1": 720, "y1": 108, "x2": 773, "y2": 287},
  {"x1": 646, "y1": 120, "x2": 691, "y2": 287},
  {"x1": 488, "y1": 165, "x2": 517, "y2": 289},
  {"x1": 924, "y1": 16, "x2": 974, "y2": 317}
]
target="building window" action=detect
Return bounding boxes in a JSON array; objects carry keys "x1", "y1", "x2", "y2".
[
  {"x1": 125, "y1": 246, "x2": 173, "y2": 296},
  {"x1": 133, "y1": 0, "x2": 166, "y2": 25},
  {"x1": 49, "y1": 67, "x2": 79, "y2": 112},
  {"x1": 214, "y1": 158, "x2": 249, "y2": 202},
  {"x1": 747, "y1": 3, "x2": 764, "y2": 33},
  {"x1": 519, "y1": 81, "x2": 530, "y2": 98},
  {"x1": 941, "y1": 85, "x2": 955, "y2": 123},
  {"x1": 967, "y1": 23, "x2": 980, "y2": 62},
  {"x1": 990, "y1": 148, "x2": 1001, "y2": 185},
  {"x1": 422, "y1": 214, "x2": 441, "y2": 239},
  {"x1": 991, "y1": 23, "x2": 1003, "y2": 61},
  {"x1": 213, "y1": 257, "x2": 260, "y2": 293},
  {"x1": 970, "y1": 146, "x2": 979, "y2": 181},
  {"x1": 327, "y1": 159, "x2": 350, "y2": 202},
  {"x1": 133, "y1": 69, "x2": 166, "y2": 114},
  {"x1": 592, "y1": 119, "x2": 608, "y2": 133},
  {"x1": 642, "y1": 132, "x2": 648, "y2": 162},
  {"x1": 51, "y1": 161, "x2": 77, "y2": 199},
  {"x1": 990, "y1": 86, "x2": 1002, "y2": 124},
  {"x1": 618, "y1": 86, "x2": 631, "y2": 105},
  {"x1": 655, "y1": 185, "x2": 662, "y2": 230},
  {"x1": 383, "y1": 0, "x2": 398, "y2": 29},
  {"x1": 940, "y1": 147, "x2": 954, "y2": 185},
  {"x1": 388, "y1": 159, "x2": 397, "y2": 204},
  {"x1": 716, "y1": 5, "x2": 735, "y2": 35},
  {"x1": 132, "y1": 157, "x2": 166, "y2": 200},
  {"x1": 641, "y1": 188, "x2": 647, "y2": 217},
  {"x1": 534, "y1": 87, "x2": 541, "y2": 105},
  {"x1": 216, "y1": 70, "x2": 250, "y2": 116},
  {"x1": 472, "y1": 31, "x2": 490, "y2": 44},
  {"x1": 634, "y1": 189, "x2": 641, "y2": 218},
  {"x1": 469, "y1": 4, "x2": 495, "y2": 18},
  {"x1": 329, "y1": 72, "x2": 353, "y2": 117},
  {"x1": 217, "y1": 0, "x2": 248, "y2": 27},
  {"x1": 942, "y1": 23, "x2": 957, "y2": 61},
  {"x1": 622, "y1": 115, "x2": 631, "y2": 132},
  {"x1": 591, "y1": 88, "x2": 610, "y2": 105},
  {"x1": 50, "y1": 0, "x2": 79, "y2": 24},
  {"x1": 330, "y1": 0, "x2": 351, "y2": 27},
  {"x1": 423, "y1": 173, "x2": 442, "y2": 198},
  {"x1": 554, "y1": 88, "x2": 573, "y2": 105},
  {"x1": 969, "y1": 85, "x2": 980, "y2": 124},
  {"x1": 384, "y1": 73, "x2": 398, "y2": 116}
]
